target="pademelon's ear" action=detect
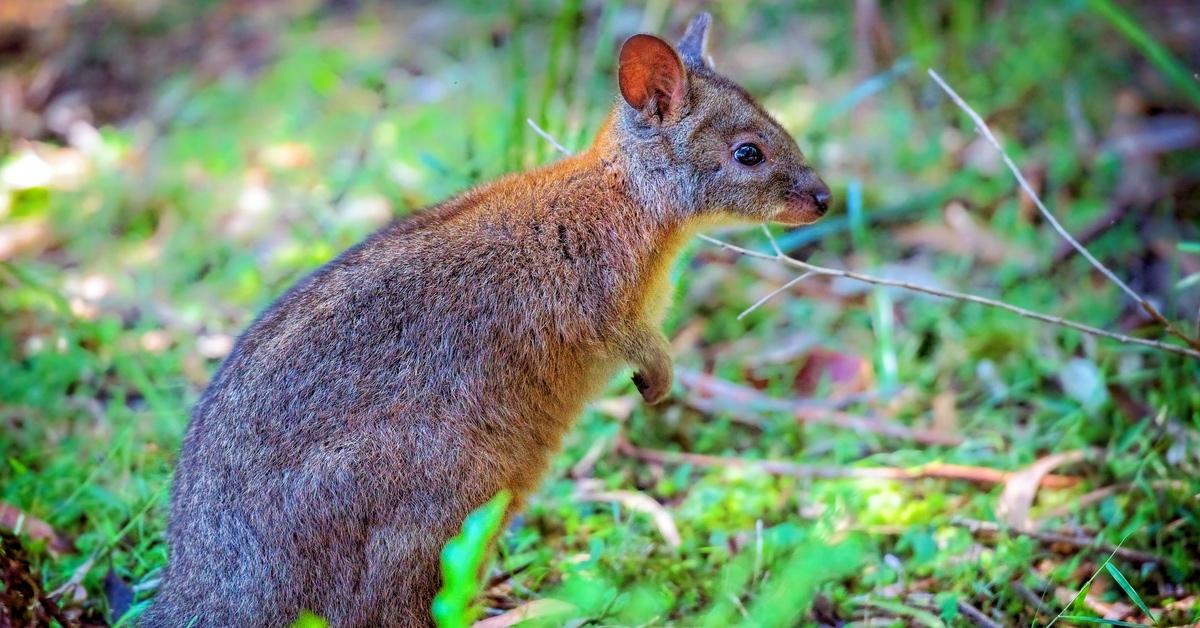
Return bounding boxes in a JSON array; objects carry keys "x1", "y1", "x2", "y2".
[
  {"x1": 677, "y1": 12, "x2": 714, "y2": 70},
  {"x1": 618, "y1": 34, "x2": 687, "y2": 121}
]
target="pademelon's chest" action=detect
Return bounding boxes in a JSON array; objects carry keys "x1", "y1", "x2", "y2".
[{"x1": 636, "y1": 227, "x2": 693, "y2": 327}]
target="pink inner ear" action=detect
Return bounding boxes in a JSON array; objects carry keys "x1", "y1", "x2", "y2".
[{"x1": 618, "y1": 34, "x2": 687, "y2": 117}]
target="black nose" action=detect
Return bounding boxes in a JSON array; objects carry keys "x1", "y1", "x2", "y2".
[{"x1": 811, "y1": 187, "x2": 831, "y2": 214}]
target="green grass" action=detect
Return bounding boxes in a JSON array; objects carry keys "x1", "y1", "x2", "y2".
[{"x1": 2, "y1": 1, "x2": 1199, "y2": 626}]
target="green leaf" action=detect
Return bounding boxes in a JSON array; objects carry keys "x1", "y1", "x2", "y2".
[
  {"x1": 1086, "y1": 0, "x2": 1200, "y2": 109},
  {"x1": 291, "y1": 610, "x2": 329, "y2": 628},
  {"x1": 432, "y1": 491, "x2": 512, "y2": 628},
  {"x1": 1104, "y1": 563, "x2": 1157, "y2": 624}
]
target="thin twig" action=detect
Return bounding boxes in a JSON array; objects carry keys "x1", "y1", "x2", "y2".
[
  {"x1": 1034, "y1": 480, "x2": 1188, "y2": 523},
  {"x1": 760, "y1": 223, "x2": 784, "y2": 257},
  {"x1": 617, "y1": 440, "x2": 1079, "y2": 488},
  {"x1": 951, "y1": 517, "x2": 1187, "y2": 567},
  {"x1": 1011, "y1": 581, "x2": 1057, "y2": 619},
  {"x1": 526, "y1": 118, "x2": 572, "y2": 156},
  {"x1": 698, "y1": 234, "x2": 1200, "y2": 360},
  {"x1": 928, "y1": 68, "x2": 1200, "y2": 352},
  {"x1": 737, "y1": 271, "x2": 814, "y2": 320},
  {"x1": 957, "y1": 600, "x2": 1003, "y2": 628}
]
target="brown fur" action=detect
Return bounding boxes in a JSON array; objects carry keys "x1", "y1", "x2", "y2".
[{"x1": 144, "y1": 14, "x2": 829, "y2": 627}]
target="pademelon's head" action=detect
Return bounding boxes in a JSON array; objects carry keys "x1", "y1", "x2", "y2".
[{"x1": 613, "y1": 13, "x2": 831, "y2": 226}]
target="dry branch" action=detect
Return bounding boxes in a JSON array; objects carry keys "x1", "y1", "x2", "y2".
[
  {"x1": 526, "y1": 118, "x2": 572, "y2": 156},
  {"x1": 951, "y1": 517, "x2": 1185, "y2": 567},
  {"x1": 928, "y1": 68, "x2": 1200, "y2": 352},
  {"x1": 699, "y1": 233, "x2": 1200, "y2": 361},
  {"x1": 957, "y1": 600, "x2": 1004, "y2": 628}
]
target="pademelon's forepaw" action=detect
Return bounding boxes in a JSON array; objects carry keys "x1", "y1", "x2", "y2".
[{"x1": 632, "y1": 369, "x2": 671, "y2": 405}]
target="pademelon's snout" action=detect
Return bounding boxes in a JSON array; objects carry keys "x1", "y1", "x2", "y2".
[{"x1": 775, "y1": 171, "x2": 832, "y2": 226}]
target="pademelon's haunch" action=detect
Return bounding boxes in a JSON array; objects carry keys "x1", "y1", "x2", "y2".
[{"x1": 145, "y1": 13, "x2": 830, "y2": 627}]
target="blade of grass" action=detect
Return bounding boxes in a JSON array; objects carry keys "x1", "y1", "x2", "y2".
[
  {"x1": 505, "y1": 0, "x2": 528, "y2": 171},
  {"x1": 1086, "y1": 0, "x2": 1200, "y2": 109},
  {"x1": 533, "y1": 0, "x2": 578, "y2": 163},
  {"x1": 1103, "y1": 563, "x2": 1157, "y2": 625},
  {"x1": 1058, "y1": 616, "x2": 1147, "y2": 627},
  {"x1": 1047, "y1": 531, "x2": 1134, "y2": 628},
  {"x1": 847, "y1": 178, "x2": 899, "y2": 390}
]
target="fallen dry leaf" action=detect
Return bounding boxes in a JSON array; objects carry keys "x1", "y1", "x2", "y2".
[
  {"x1": 473, "y1": 599, "x2": 575, "y2": 628},
  {"x1": 0, "y1": 503, "x2": 74, "y2": 555},
  {"x1": 196, "y1": 333, "x2": 234, "y2": 359},
  {"x1": 591, "y1": 396, "x2": 636, "y2": 421},
  {"x1": 576, "y1": 489, "x2": 681, "y2": 548},
  {"x1": 677, "y1": 369, "x2": 961, "y2": 445},
  {"x1": 621, "y1": 442, "x2": 1079, "y2": 487},
  {"x1": 931, "y1": 391, "x2": 958, "y2": 434},
  {"x1": 0, "y1": 218, "x2": 52, "y2": 261},
  {"x1": 259, "y1": 142, "x2": 314, "y2": 170},
  {"x1": 794, "y1": 347, "x2": 873, "y2": 396},
  {"x1": 1054, "y1": 587, "x2": 1134, "y2": 622},
  {"x1": 894, "y1": 201, "x2": 1028, "y2": 265},
  {"x1": 996, "y1": 449, "x2": 1100, "y2": 530},
  {"x1": 0, "y1": 0, "x2": 68, "y2": 29}
]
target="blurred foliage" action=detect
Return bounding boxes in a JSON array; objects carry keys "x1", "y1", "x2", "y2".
[
  {"x1": 1, "y1": 0, "x2": 1199, "y2": 625},
  {"x1": 434, "y1": 491, "x2": 512, "y2": 628}
]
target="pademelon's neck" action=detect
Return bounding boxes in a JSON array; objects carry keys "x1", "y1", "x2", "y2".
[
  {"x1": 572, "y1": 111, "x2": 704, "y2": 326},
  {"x1": 524, "y1": 110, "x2": 716, "y2": 329}
]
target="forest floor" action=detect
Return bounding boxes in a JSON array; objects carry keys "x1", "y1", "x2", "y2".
[{"x1": 2, "y1": 1, "x2": 1199, "y2": 626}]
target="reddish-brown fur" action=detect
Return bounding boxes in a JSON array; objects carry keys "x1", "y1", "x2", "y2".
[{"x1": 144, "y1": 13, "x2": 829, "y2": 627}]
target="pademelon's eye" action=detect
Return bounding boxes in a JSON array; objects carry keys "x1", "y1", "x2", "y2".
[{"x1": 733, "y1": 143, "x2": 764, "y2": 166}]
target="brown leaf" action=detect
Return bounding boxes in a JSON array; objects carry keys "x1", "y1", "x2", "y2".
[
  {"x1": 794, "y1": 347, "x2": 873, "y2": 396},
  {"x1": 0, "y1": 1, "x2": 68, "y2": 29},
  {"x1": 472, "y1": 599, "x2": 575, "y2": 628},
  {"x1": 931, "y1": 391, "x2": 958, "y2": 434},
  {"x1": 591, "y1": 396, "x2": 636, "y2": 422},
  {"x1": 0, "y1": 503, "x2": 75, "y2": 555},
  {"x1": 258, "y1": 142, "x2": 313, "y2": 170},
  {"x1": 996, "y1": 449, "x2": 1100, "y2": 530},
  {"x1": 576, "y1": 488, "x2": 681, "y2": 548},
  {"x1": 0, "y1": 218, "x2": 52, "y2": 261},
  {"x1": 1054, "y1": 587, "x2": 1133, "y2": 622},
  {"x1": 894, "y1": 201, "x2": 1029, "y2": 265}
]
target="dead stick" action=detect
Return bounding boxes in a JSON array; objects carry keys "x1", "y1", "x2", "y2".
[
  {"x1": 928, "y1": 68, "x2": 1200, "y2": 352},
  {"x1": 951, "y1": 517, "x2": 1182, "y2": 566},
  {"x1": 1011, "y1": 581, "x2": 1057, "y2": 618},
  {"x1": 698, "y1": 234, "x2": 1200, "y2": 361},
  {"x1": 957, "y1": 600, "x2": 1003, "y2": 628}
]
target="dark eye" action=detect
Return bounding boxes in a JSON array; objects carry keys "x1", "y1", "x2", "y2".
[{"x1": 733, "y1": 143, "x2": 764, "y2": 166}]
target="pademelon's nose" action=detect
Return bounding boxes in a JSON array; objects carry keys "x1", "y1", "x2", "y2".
[{"x1": 811, "y1": 184, "x2": 832, "y2": 215}]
